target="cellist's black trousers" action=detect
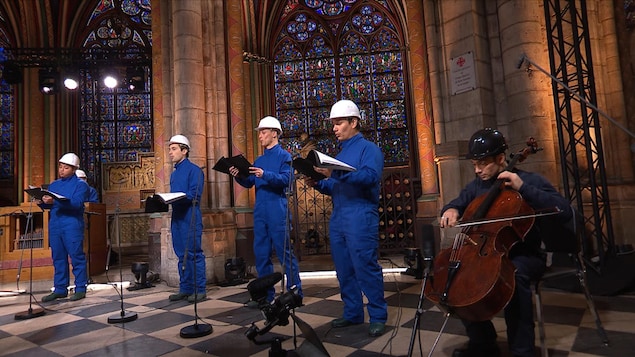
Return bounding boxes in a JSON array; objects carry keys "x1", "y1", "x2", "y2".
[{"x1": 461, "y1": 254, "x2": 546, "y2": 357}]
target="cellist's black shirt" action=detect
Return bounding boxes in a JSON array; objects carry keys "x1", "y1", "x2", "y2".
[{"x1": 441, "y1": 168, "x2": 572, "y2": 256}]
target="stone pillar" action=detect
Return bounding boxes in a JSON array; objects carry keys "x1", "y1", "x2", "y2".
[{"x1": 495, "y1": 0, "x2": 559, "y2": 180}]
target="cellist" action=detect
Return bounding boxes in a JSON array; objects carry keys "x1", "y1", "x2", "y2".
[{"x1": 440, "y1": 128, "x2": 572, "y2": 357}]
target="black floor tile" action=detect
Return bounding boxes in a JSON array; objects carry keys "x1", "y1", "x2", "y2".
[
  {"x1": 4, "y1": 347, "x2": 64, "y2": 357},
  {"x1": 77, "y1": 334, "x2": 182, "y2": 357},
  {"x1": 20, "y1": 319, "x2": 109, "y2": 345}
]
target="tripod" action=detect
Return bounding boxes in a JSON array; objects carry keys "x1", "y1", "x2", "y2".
[
  {"x1": 107, "y1": 203, "x2": 138, "y2": 323},
  {"x1": 14, "y1": 199, "x2": 45, "y2": 320},
  {"x1": 179, "y1": 165, "x2": 212, "y2": 338}
]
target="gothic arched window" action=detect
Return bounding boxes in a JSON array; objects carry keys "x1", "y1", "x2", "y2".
[
  {"x1": 78, "y1": 0, "x2": 152, "y2": 193},
  {"x1": 273, "y1": 0, "x2": 410, "y2": 166},
  {"x1": 272, "y1": 1, "x2": 416, "y2": 256}
]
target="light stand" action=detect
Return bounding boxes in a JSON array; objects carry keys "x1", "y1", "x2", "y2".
[
  {"x1": 107, "y1": 204, "x2": 138, "y2": 323},
  {"x1": 180, "y1": 166, "x2": 212, "y2": 338},
  {"x1": 14, "y1": 199, "x2": 45, "y2": 320}
]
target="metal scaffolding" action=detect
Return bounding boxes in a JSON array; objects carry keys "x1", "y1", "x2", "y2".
[{"x1": 543, "y1": 0, "x2": 615, "y2": 267}]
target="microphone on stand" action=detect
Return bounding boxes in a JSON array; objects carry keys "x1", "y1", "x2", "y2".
[
  {"x1": 406, "y1": 222, "x2": 437, "y2": 356},
  {"x1": 421, "y1": 223, "x2": 436, "y2": 272}
]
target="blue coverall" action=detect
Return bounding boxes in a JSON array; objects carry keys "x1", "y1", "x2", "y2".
[
  {"x1": 314, "y1": 133, "x2": 388, "y2": 325},
  {"x1": 40, "y1": 174, "x2": 89, "y2": 296},
  {"x1": 441, "y1": 168, "x2": 572, "y2": 357},
  {"x1": 235, "y1": 144, "x2": 302, "y2": 302},
  {"x1": 79, "y1": 180, "x2": 99, "y2": 203},
  {"x1": 170, "y1": 158, "x2": 206, "y2": 295}
]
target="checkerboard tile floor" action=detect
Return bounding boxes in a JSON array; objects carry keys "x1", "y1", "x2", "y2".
[{"x1": 1, "y1": 271, "x2": 634, "y2": 356}]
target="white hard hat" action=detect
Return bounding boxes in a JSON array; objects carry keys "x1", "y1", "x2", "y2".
[
  {"x1": 76, "y1": 169, "x2": 87, "y2": 178},
  {"x1": 255, "y1": 116, "x2": 282, "y2": 136},
  {"x1": 169, "y1": 134, "x2": 190, "y2": 148},
  {"x1": 329, "y1": 99, "x2": 360, "y2": 120},
  {"x1": 59, "y1": 153, "x2": 80, "y2": 168}
]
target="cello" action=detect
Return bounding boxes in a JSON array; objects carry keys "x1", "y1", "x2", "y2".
[{"x1": 425, "y1": 138, "x2": 541, "y2": 321}]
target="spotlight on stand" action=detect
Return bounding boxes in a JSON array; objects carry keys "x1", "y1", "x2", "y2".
[
  {"x1": 39, "y1": 68, "x2": 59, "y2": 94},
  {"x1": 126, "y1": 66, "x2": 146, "y2": 92},
  {"x1": 128, "y1": 262, "x2": 155, "y2": 290},
  {"x1": 402, "y1": 247, "x2": 423, "y2": 279}
]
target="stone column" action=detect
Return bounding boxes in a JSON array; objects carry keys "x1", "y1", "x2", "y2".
[{"x1": 494, "y1": 0, "x2": 559, "y2": 181}]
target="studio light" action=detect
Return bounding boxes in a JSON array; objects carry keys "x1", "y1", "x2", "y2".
[
  {"x1": 63, "y1": 72, "x2": 79, "y2": 90},
  {"x1": 126, "y1": 66, "x2": 146, "y2": 91},
  {"x1": 39, "y1": 68, "x2": 59, "y2": 94},
  {"x1": 103, "y1": 74, "x2": 118, "y2": 89}
]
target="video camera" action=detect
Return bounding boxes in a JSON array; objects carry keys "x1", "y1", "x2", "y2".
[
  {"x1": 244, "y1": 272, "x2": 303, "y2": 341},
  {"x1": 244, "y1": 272, "x2": 330, "y2": 357}
]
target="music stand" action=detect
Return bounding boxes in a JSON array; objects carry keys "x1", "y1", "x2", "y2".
[
  {"x1": 107, "y1": 204, "x2": 138, "y2": 323},
  {"x1": 84, "y1": 210, "x2": 100, "y2": 284},
  {"x1": 14, "y1": 199, "x2": 45, "y2": 320}
]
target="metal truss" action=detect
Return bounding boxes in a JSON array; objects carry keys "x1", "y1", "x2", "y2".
[
  {"x1": 543, "y1": 0, "x2": 615, "y2": 266},
  {"x1": 3, "y1": 47, "x2": 151, "y2": 68}
]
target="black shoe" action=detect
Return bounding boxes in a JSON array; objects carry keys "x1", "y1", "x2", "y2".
[
  {"x1": 69, "y1": 292, "x2": 86, "y2": 301},
  {"x1": 169, "y1": 292, "x2": 189, "y2": 301},
  {"x1": 245, "y1": 300, "x2": 260, "y2": 309},
  {"x1": 42, "y1": 292, "x2": 67, "y2": 302},
  {"x1": 331, "y1": 318, "x2": 362, "y2": 328},
  {"x1": 368, "y1": 322, "x2": 385, "y2": 337},
  {"x1": 452, "y1": 346, "x2": 501, "y2": 357},
  {"x1": 187, "y1": 293, "x2": 206, "y2": 303}
]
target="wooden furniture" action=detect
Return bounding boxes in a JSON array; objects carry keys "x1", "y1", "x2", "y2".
[
  {"x1": 84, "y1": 203, "x2": 107, "y2": 278},
  {"x1": 0, "y1": 202, "x2": 108, "y2": 284},
  {"x1": 0, "y1": 203, "x2": 52, "y2": 284}
]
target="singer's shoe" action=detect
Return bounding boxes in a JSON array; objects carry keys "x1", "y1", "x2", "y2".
[
  {"x1": 245, "y1": 300, "x2": 260, "y2": 309},
  {"x1": 42, "y1": 292, "x2": 67, "y2": 302},
  {"x1": 187, "y1": 292, "x2": 207, "y2": 303},
  {"x1": 331, "y1": 318, "x2": 362, "y2": 328},
  {"x1": 70, "y1": 292, "x2": 86, "y2": 301},
  {"x1": 452, "y1": 345, "x2": 501, "y2": 357},
  {"x1": 169, "y1": 292, "x2": 189, "y2": 301},
  {"x1": 368, "y1": 322, "x2": 386, "y2": 337}
]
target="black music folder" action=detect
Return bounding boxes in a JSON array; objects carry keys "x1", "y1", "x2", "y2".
[
  {"x1": 213, "y1": 154, "x2": 252, "y2": 178},
  {"x1": 25, "y1": 186, "x2": 68, "y2": 201},
  {"x1": 292, "y1": 150, "x2": 356, "y2": 181}
]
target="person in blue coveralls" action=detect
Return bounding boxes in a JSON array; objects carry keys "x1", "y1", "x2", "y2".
[
  {"x1": 440, "y1": 128, "x2": 572, "y2": 357},
  {"x1": 39, "y1": 153, "x2": 89, "y2": 302},
  {"x1": 167, "y1": 134, "x2": 207, "y2": 303},
  {"x1": 230, "y1": 116, "x2": 302, "y2": 305},
  {"x1": 75, "y1": 169, "x2": 99, "y2": 203},
  {"x1": 304, "y1": 99, "x2": 388, "y2": 337}
]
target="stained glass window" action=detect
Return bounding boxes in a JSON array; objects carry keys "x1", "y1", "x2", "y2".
[
  {"x1": 273, "y1": 0, "x2": 410, "y2": 165},
  {"x1": 0, "y1": 79, "x2": 13, "y2": 179},
  {"x1": 274, "y1": 0, "x2": 413, "y2": 256},
  {"x1": 0, "y1": 15, "x2": 14, "y2": 181},
  {"x1": 79, "y1": 0, "x2": 152, "y2": 192}
]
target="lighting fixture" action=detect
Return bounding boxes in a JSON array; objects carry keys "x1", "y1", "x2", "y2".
[{"x1": 39, "y1": 68, "x2": 59, "y2": 94}]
